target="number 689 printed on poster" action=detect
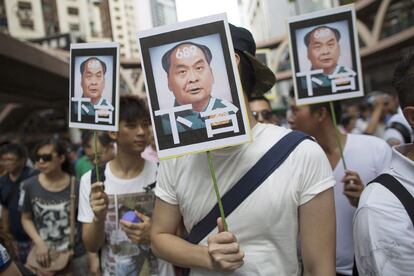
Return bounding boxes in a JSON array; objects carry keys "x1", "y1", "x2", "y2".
[
  {"x1": 68, "y1": 42, "x2": 120, "y2": 131},
  {"x1": 137, "y1": 14, "x2": 251, "y2": 160}
]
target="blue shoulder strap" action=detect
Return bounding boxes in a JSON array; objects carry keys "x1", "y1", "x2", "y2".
[{"x1": 187, "y1": 130, "x2": 312, "y2": 244}]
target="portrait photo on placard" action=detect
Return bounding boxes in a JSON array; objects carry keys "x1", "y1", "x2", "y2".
[
  {"x1": 138, "y1": 14, "x2": 250, "y2": 159},
  {"x1": 288, "y1": 5, "x2": 363, "y2": 105},
  {"x1": 69, "y1": 43, "x2": 119, "y2": 131}
]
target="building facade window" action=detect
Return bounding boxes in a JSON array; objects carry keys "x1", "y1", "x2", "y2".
[
  {"x1": 17, "y1": 1, "x2": 34, "y2": 29},
  {"x1": 42, "y1": 0, "x2": 60, "y2": 36},
  {"x1": 67, "y1": 7, "x2": 79, "y2": 16},
  {"x1": 380, "y1": 0, "x2": 414, "y2": 39},
  {"x1": 0, "y1": 0, "x2": 8, "y2": 32},
  {"x1": 69, "y1": 23, "x2": 80, "y2": 31},
  {"x1": 18, "y1": 1, "x2": 31, "y2": 9}
]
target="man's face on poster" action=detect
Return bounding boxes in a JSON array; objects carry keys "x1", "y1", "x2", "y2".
[
  {"x1": 81, "y1": 59, "x2": 105, "y2": 104},
  {"x1": 167, "y1": 44, "x2": 214, "y2": 110},
  {"x1": 307, "y1": 28, "x2": 340, "y2": 74}
]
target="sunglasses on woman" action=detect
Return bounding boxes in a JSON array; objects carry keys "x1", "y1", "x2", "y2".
[{"x1": 34, "y1": 154, "x2": 54, "y2": 162}]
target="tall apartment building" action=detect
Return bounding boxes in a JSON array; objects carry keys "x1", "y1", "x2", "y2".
[
  {"x1": 55, "y1": 0, "x2": 90, "y2": 37},
  {"x1": 0, "y1": 0, "x2": 117, "y2": 41},
  {"x1": 0, "y1": 0, "x2": 6, "y2": 33},
  {"x1": 238, "y1": 0, "x2": 295, "y2": 42},
  {"x1": 151, "y1": 0, "x2": 177, "y2": 27},
  {"x1": 1, "y1": 0, "x2": 177, "y2": 56},
  {"x1": 100, "y1": 0, "x2": 177, "y2": 58},
  {"x1": 238, "y1": 0, "x2": 337, "y2": 42},
  {"x1": 100, "y1": 0, "x2": 136, "y2": 58}
]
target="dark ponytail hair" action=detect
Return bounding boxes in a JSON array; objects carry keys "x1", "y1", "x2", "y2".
[{"x1": 34, "y1": 138, "x2": 72, "y2": 175}]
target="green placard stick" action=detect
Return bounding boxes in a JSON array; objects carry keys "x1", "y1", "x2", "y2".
[
  {"x1": 329, "y1": 101, "x2": 347, "y2": 170},
  {"x1": 93, "y1": 130, "x2": 100, "y2": 182},
  {"x1": 206, "y1": 151, "x2": 228, "y2": 232}
]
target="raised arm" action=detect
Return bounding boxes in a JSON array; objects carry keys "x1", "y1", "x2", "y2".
[
  {"x1": 364, "y1": 97, "x2": 385, "y2": 135},
  {"x1": 299, "y1": 188, "x2": 336, "y2": 276},
  {"x1": 81, "y1": 182, "x2": 107, "y2": 252}
]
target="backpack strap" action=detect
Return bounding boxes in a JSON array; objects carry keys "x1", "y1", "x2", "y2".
[
  {"x1": 91, "y1": 163, "x2": 106, "y2": 184},
  {"x1": 387, "y1": 122, "x2": 412, "y2": 144},
  {"x1": 69, "y1": 176, "x2": 76, "y2": 250},
  {"x1": 144, "y1": 182, "x2": 156, "y2": 193},
  {"x1": 187, "y1": 130, "x2": 312, "y2": 244},
  {"x1": 368, "y1": 173, "x2": 414, "y2": 226}
]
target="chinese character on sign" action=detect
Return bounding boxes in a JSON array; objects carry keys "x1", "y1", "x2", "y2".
[
  {"x1": 94, "y1": 98, "x2": 114, "y2": 124},
  {"x1": 328, "y1": 66, "x2": 357, "y2": 93},
  {"x1": 297, "y1": 65, "x2": 357, "y2": 96},
  {"x1": 154, "y1": 100, "x2": 240, "y2": 144},
  {"x1": 201, "y1": 100, "x2": 239, "y2": 138},
  {"x1": 72, "y1": 97, "x2": 92, "y2": 122},
  {"x1": 154, "y1": 104, "x2": 193, "y2": 144},
  {"x1": 72, "y1": 97, "x2": 114, "y2": 124},
  {"x1": 296, "y1": 69, "x2": 324, "y2": 96}
]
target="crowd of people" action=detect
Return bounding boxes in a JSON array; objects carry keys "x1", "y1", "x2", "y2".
[{"x1": 0, "y1": 24, "x2": 413, "y2": 276}]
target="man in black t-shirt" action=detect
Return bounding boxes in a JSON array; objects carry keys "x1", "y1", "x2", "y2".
[{"x1": 0, "y1": 143, "x2": 38, "y2": 263}]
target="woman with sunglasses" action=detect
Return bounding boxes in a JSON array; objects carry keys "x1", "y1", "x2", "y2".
[{"x1": 19, "y1": 139, "x2": 88, "y2": 275}]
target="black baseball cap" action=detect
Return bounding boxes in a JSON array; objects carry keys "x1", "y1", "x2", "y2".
[{"x1": 229, "y1": 24, "x2": 276, "y2": 96}]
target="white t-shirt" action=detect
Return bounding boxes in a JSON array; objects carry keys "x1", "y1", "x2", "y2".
[
  {"x1": 156, "y1": 123, "x2": 335, "y2": 276},
  {"x1": 333, "y1": 134, "x2": 392, "y2": 275},
  {"x1": 383, "y1": 109, "x2": 413, "y2": 145},
  {"x1": 78, "y1": 161, "x2": 174, "y2": 276},
  {"x1": 352, "y1": 119, "x2": 387, "y2": 138},
  {"x1": 352, "y1": 118, "x2": 368, "y2": 134},
  {"x1": 353, "y1": 144, "x2": 414, "y2": 276}
]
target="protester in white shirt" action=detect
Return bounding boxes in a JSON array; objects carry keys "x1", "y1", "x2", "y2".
[
  {"x1": 151, "y1": 24, "x2": 336, "y2": 276},
  {"x1": 383, "y1": 107, "x2": 413, "y2": 146},
  {"x1": 288, "y1": 98, "x2": 391, "y2": 276},
  {"x1": 353, "y1": 52, "x2": 414, "y2": 276}
]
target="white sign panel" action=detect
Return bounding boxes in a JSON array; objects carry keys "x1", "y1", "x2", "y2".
[
  {"x1": 287, "y1": 5, "x2": 364, "y2": 105},
  {"x1": 137, "y1": 14, "x2": 251, "y2": 160},
  {"x1": 69, "y1": 42, "x2": 120, "y2": 131}
]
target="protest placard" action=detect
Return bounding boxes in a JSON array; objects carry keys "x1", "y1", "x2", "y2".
[
  {"x1": 288, "y1": 5, "x2": 363, "y2": 105},
  {"x1": 138, "y1": 14, "x2": 250, "y2": 159},
  {"x1": 69, "y1": 42, "x2": 119, "y2": 131}
]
